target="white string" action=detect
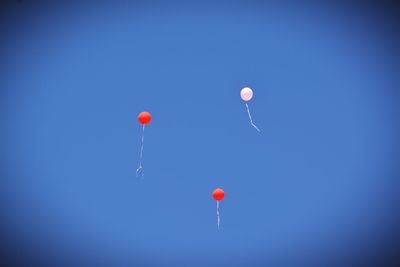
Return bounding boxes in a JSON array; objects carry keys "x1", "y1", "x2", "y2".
[
  {"x1": 136, "y1": 125, "x2": 145, "y2": 178},
  {"x1": 245, "y1": 102, "x2": 261, "y2": 132},
  {"x1": 217, "y1": 201, "x2": 220, "y2": 230}
]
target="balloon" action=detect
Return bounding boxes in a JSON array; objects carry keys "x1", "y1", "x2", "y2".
[
  {"x1": 240, "y1": 87, "x2": 253, "y2": 101},
  {"x1": 212, "y1": 188, "x2": 225, "y2": 201},
  {"x1": 138, "y1": 111, "x2": 152, "y2": 125},
  {"x1": 136, "y1": 111, "x2": 152, "y2": 178},
  {"x1": 240, "y1": 86, "x2": 260, "y2": 132}
]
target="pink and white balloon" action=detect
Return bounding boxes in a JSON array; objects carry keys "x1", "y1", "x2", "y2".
[
  {"x1": 240, "y1": 86, "x2": 260, "y2": 132},
  {"x1": 240, "y1": 87, "x2": 253, "y2": 102}
]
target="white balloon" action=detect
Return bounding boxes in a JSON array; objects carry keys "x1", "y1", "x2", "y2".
[{"x1": 240, "y1": 87, "x2": 253, "y2": 101}]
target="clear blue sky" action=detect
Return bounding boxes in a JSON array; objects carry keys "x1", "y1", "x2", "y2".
[{"x1": 1, "y1": 1, "x2": 399, "y2": 266}]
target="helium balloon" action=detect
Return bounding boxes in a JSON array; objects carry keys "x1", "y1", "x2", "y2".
[
  {"x1": 212, "y1": 188, "x2": 225, "y2": 230},
  {"x1": 240, "y1": 87, "x2": 261, "y2": 132},
  {"x1": 136, "y1": 111, "x2": 152, "y2": 178},
  {"x1": 138, "y1": 111, "x2": 152, "y2": 125},
  {"x1": 213, "y1": 188, "x2": 225, "y2": 201},
  {"x1": 240, "y1": 87, "x2": 253, "y2": 101}
]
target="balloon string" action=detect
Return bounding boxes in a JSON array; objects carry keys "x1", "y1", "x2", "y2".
[
  {"x1": 217, "y1": 201, "x2": 220, "y2": 230},
  {"x1": 136, "y1": 125, "x2": 145, "y2": 178},
  {"x1": 245, "y1": 103, "x2": 261, "y2": 132}
]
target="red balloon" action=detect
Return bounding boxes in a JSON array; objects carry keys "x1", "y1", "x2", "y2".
[
  {"x1": 212, "y1": 188, "x2": 225, "y2": 201},
  {"x1": 138, "y1": 111, "x2": 152, "y2": 125}
]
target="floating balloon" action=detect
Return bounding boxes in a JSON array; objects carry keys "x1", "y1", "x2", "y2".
[
  {"x1": 213, "y1": 188, "x2": 225, "y2": 201},
  {"x1": 138, "y1": 111, "x2": 152, "y2": 125},
  {"x1": 212, "y1": 188, "x2": 225, "y2": 230},
  {"x1": 240, "y1": 87, "x2": 253, "y2": 101},
  {"x1": 240, "y1": 87, "x2": 260, "y2": 132},
  {"x1": 136, "y1": 111, "x2": 152, "y2": 178}
]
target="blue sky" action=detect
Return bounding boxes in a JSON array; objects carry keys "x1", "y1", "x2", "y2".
[{"x1": 1, "y1": 1, "x2": 400, "y2": 266}]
